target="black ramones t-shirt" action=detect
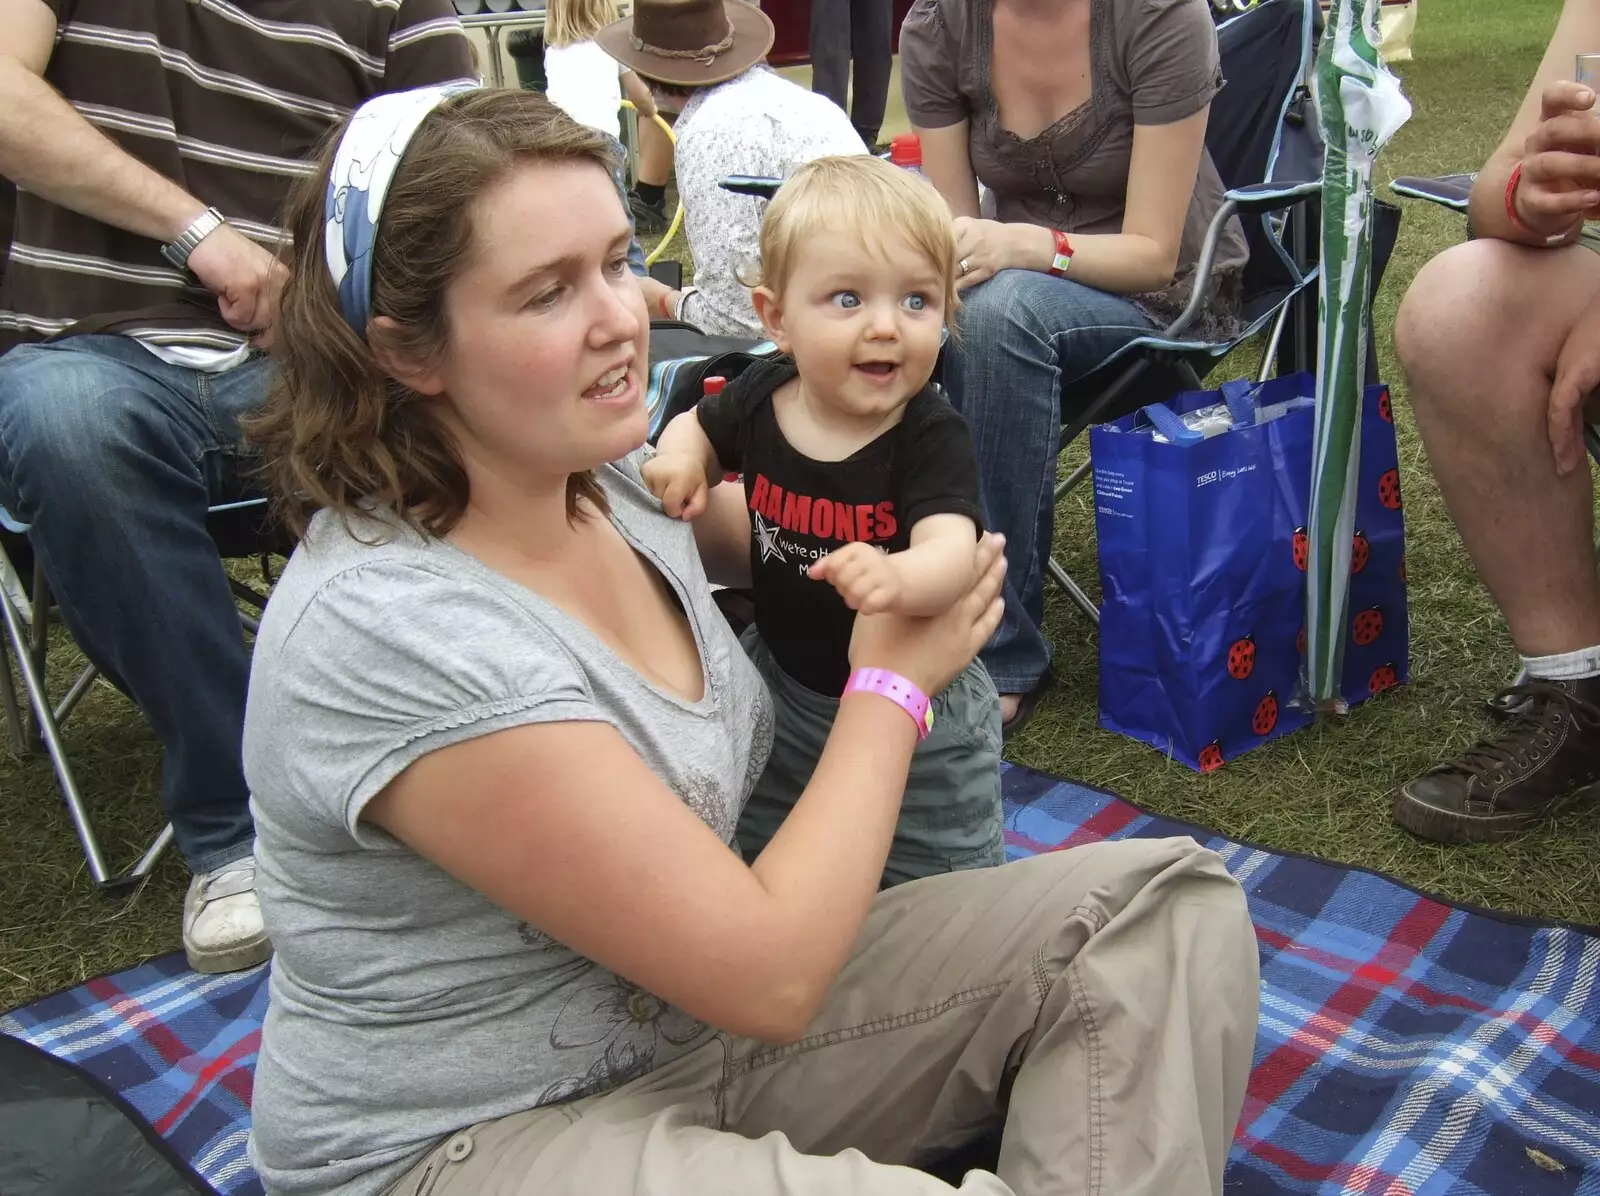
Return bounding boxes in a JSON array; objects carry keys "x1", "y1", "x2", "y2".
[{"x1": 697, "y1": 358, "x2": 984, "y2": 695}]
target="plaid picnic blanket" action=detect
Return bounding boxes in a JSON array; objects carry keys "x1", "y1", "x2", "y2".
[{"x1": 4, "y1": 763, "x2": 1598, "y2": 1195}]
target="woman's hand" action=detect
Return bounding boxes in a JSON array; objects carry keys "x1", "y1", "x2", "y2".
[
  {"x1": 953, "y1": 217, "x2": 1021, "y2": 289},
  {"x1": 1515, "y1": 81, "x2": 1600, "y2": 237},
  {"x1": 848, "y1": 533, "x2": 1005, "y2": 693}
]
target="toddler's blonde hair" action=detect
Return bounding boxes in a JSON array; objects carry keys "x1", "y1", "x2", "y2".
[
  {"x1": 745, "y1": 155, "x2": 960, "y2": 321},
  {"x1": 545, "y1": 0, "x2": 622, "y2": 47}
]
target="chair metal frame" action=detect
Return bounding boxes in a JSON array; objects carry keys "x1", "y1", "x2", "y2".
[
  {"x1": 1042, "y1": 0, "x2": 1329, "y2": 624},
  {"x1": 0, "y1": 498, "x2": 281, "y2": 892}
]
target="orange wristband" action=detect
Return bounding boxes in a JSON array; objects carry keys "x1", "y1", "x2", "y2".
[{"x1": 657, "y1": 289, "x2": 674, "y2": 320}]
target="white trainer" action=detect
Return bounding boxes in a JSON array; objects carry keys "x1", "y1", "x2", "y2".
[
  {"x1": 183, "y1": 854, "x2": 273, "y2": 974},
  {"x1": 0, "y1": 548, "x2": 30, "y2": 626}
]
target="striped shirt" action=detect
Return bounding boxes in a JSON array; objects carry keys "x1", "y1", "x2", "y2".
[{"x1": 0, "y1": 0, "x2": 477, "y2": 354}]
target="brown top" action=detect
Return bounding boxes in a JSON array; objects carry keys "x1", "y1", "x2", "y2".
[
  {"x1": 900, "y1": 0, "x2": 1247, "y2": 332},
  {"x1": 0, "y1": 0, "x2": 477, "y2": 354}
]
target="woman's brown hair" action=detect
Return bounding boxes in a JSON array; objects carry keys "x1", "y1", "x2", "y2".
[{"x1": 249, "y1": 89, "x2": 618, "y2": 539}]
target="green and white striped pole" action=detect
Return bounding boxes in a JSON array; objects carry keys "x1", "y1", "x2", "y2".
[{"x1": 1305, "y1": 0, "x2": 1410, "y2": 711}]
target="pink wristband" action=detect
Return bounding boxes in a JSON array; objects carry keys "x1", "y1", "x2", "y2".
[{"x1": 844, "y1": 668, "x2": 934, "y2": 740}]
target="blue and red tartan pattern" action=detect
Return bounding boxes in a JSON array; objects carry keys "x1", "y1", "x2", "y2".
[{"x1": 4, "y1": 763, "x2": 1599, "y2": 1195}]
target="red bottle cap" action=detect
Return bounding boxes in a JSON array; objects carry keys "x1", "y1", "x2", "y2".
[
  {"x1": 888, "y1": 133, "x2": 922, "y2": 168},
  {"x1": 703, "y1": 375, "x2": 726, "y2": 396}
]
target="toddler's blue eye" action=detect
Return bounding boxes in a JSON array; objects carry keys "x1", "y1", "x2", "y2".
[
  {"x1": 832, "y1": 291, "x2": 861, "y2": 309},
  {"x1": 904, "y1": 293, "x2": 928, "y2": 311}
]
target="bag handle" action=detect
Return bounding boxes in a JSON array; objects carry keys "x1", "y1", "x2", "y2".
[
  {"x1": 1139, "y1": 402, "x2": 1204, "y2": 445},
  {"x1": 1219, "y1": 379, "x2": 1262, "y2": 427},
  {"x1": 1141, "y1": 380, "x2": 1264, "y2": 445}
]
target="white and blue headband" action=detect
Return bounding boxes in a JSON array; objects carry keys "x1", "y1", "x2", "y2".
[{"x1": 324, "y1": 82, "x2": 478, "y2": 334}]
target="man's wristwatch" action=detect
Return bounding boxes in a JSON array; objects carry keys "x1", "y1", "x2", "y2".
[{"x1": 161, "y1": 207, "x2": 227, "y2": 271}]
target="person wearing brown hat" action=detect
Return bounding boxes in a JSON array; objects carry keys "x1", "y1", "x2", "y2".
[{"x1": 599, "y1": 0, "x2": 868, "y2": 338}]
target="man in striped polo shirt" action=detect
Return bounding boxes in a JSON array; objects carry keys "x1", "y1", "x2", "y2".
[{"x1": 0, "y1": 0, "x2": 476, "y2": 972}]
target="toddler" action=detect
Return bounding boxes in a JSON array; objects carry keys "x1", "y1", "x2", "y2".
[{"x1": 645, "y1": 155, "x2": 1004, "y2": 886}]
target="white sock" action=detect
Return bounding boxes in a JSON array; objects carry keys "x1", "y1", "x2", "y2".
[{"x1": 1521, "y1": 645, "x2": 1600, "y2": 682}]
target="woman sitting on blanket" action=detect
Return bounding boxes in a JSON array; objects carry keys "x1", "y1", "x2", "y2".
[{"x1": 242, "y1": 82, "x2": 1260, "y2": 1196}]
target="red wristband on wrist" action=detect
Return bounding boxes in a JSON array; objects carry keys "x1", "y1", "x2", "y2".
[
  {"x1": 1505, "y1": 161, "x2": 1534, "y2": 234},
  {"x1": 1506, "y1": 160, "x2": 1584, "y2": 245},
  {"x1": 657, "y1": 290, "x2": 674, "y2": 320},
  {"x1": 1048, "y1": 229, "x2": 1074, "y2": 278}
]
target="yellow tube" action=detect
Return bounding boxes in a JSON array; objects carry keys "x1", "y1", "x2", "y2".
[{"x1": 620, "y1": 102, "x2": 684, "y2": 268}]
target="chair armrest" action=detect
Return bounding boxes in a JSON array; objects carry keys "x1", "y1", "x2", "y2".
[
  {"x1": 1224, "y1": 179, "x2": 1322, "y2": 213},
  {"x1": 1388, "y1": 173, "x2": 1474, "y2": 213},
  {"x1": 1160, "y1": 197, "x2": 1246, "y2": 339},
  {"x1": 1158, "y1": 179, "x2": 1321, "y2": 338}
]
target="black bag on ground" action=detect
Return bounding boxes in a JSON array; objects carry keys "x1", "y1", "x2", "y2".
[{"x1": 0, "y1": 1032, "x2": 215, "y2": 1196}]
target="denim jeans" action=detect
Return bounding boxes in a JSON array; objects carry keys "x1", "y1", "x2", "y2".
[
  {"x1": 942, "y1": 270, "x2": 1155, "y2": 694},
  {"x1": 0, "y1": 333, "x2": 271, "y2": 872},
  {"x1": 604, "y1": 134, "x2": 648, "y2": 278}
]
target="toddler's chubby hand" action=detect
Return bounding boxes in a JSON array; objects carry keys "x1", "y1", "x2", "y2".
[
  {"x1": 809, "y1": 543, "x2": 902, "y2": 615},
  {"x1": 642, "y1": 452, "x2": 709, "y2": 520}
]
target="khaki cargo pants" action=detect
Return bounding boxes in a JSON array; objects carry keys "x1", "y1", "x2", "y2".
[{"x1": 390, "y1": 837, "x2": 1260, "y2": 1196}]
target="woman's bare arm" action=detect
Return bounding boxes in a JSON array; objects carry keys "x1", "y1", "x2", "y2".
[
  {"x1": 915, "y1": 121, "x2": 982, "y2": 219},
  {"x1": 622, "y1": 69, "x2": 658, "y2": 120},
  {"x1": 366, "y1": 703, "x2": 911, "y2": 1043},
  {"x1": 363, "y1": 538, "x2": 1007, "y2": 1044}
]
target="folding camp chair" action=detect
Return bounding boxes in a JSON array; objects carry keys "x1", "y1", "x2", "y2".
[
  {"x1": 1044, "y1": 0, "x2": 1360, "y2": 622},
  {"x1": 0, "y1": 499, "x2": 285, "y2": 892}
]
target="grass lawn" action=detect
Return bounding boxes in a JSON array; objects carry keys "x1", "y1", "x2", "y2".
[{"x1": 4, "y1": 0, "x2": 1599, "y2": 1014}]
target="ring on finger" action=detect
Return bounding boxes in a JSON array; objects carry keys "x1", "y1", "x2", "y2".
[{"x1": 958, "y1": 257, "x2": 971, "y2": 275}]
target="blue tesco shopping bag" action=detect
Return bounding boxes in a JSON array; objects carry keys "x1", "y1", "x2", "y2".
[{"x1": 1091, "y1": 372, "x2": 1409, "y2": 772}]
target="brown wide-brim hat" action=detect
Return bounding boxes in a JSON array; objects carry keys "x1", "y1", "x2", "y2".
[{"x1": 596, "y1": 0, "x2": 775, "y2": 88}]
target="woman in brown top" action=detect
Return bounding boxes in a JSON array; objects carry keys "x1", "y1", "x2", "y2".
[{"x1": 901, "y1": 0, "x2": 1247, "y2": 730}]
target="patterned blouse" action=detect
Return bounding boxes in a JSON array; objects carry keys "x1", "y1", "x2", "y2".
[{"x1": 674, "y1": 67, "x2": 868, "y2": 338}]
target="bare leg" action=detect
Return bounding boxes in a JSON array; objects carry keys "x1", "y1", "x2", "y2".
[
  {"x1": 1395, "y1": 238, "x2": 1600, "y2": 656},
  {"x1": 636, "y1": 117, "x2": 672, "y2": 190},
  {"x1": 1392, "y1": 238, "x2": 1600, "y2": 842}
]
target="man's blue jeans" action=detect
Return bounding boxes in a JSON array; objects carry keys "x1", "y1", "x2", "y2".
[
  {"x1": 943, "y1": 270, "x2": 1155, "y2": 695},
  {"x1": 0, "y1": 334, "x2": 270, "y2": 873}
]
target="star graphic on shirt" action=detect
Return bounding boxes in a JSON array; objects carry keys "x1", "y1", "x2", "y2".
[{"x1": 753, "y1": 512, "x2": 787, "y2": 564}]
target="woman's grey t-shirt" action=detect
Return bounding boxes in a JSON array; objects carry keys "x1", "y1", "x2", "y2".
[{"x1": 243, "y1": 452, "x2": 774, "y2": 1196}]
